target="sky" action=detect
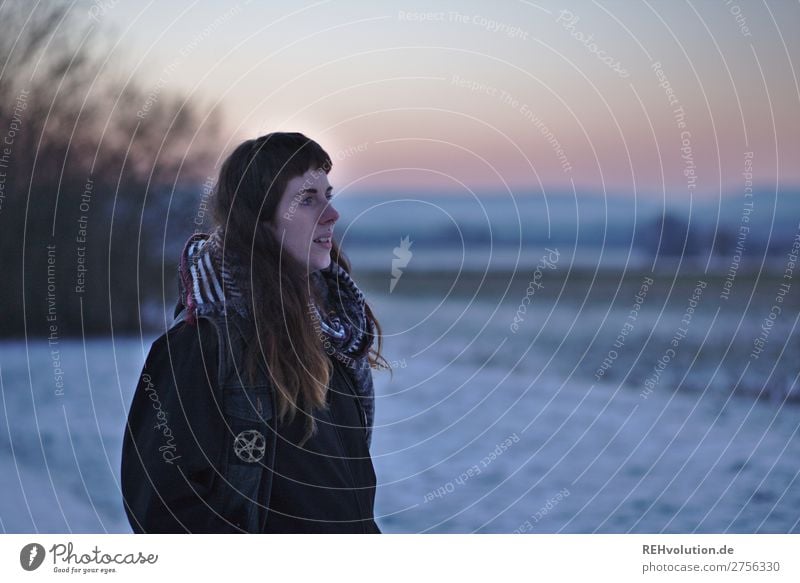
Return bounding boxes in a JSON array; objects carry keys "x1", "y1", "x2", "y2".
[{"x1": 90, "y1": 0, "x2": 800, "y2": 199}]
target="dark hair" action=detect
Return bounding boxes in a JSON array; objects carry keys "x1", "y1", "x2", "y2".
[{"x1": 212, "y1": 132, "x2": 387, "y2": 445}]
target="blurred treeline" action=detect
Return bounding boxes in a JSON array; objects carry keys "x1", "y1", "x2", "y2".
[{"x1": 0, "y1": 1, "x2": 223, "y2": 337}]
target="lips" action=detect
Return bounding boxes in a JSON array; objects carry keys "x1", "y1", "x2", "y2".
[
  {"x1": 312, "y1": 232, "x2": 333, "y2": 250},
  {"x1": 313, "y1": 231, "x2": 333, "y2": 244}
]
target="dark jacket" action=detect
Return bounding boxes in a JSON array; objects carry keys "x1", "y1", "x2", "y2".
[{"x1": 121, "y1": 230, "x2": 379, "y2": 533}]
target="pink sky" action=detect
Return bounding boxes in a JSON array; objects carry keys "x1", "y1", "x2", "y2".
[{"x1": 97, "y1": 0, "x2": 799, "y2": 198}]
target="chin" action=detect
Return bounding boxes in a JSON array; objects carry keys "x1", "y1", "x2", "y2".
[{"x1": 310, "y1": 256, "x2": 332, "y2": 273}]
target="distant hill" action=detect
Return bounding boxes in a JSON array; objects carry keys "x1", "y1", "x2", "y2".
[{"x1": 331, "y1": 187, "x2": 800, "y2": 270}]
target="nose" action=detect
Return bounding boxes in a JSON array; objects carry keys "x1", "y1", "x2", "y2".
[{"x1": 320, "y1": 201, "x2": 339, "y2": 226}]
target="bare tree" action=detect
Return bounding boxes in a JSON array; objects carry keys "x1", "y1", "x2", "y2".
[{"x1": 0, "y1": 0, "x2": 225, "y2": 336}]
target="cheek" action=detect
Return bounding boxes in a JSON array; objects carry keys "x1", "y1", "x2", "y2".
[{"x1": 287, "y1": 224, "x2": 314, "y2": 254}]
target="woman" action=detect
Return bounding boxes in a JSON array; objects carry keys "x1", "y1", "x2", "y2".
[{"x1": 121, "y1": 132, "x2": 389, "y2": 533}]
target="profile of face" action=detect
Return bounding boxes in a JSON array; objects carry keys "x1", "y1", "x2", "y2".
[{"x1": 270, "y1": 168, "x2": 339, "y2": 274}]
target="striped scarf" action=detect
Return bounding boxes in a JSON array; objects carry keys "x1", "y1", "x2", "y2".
[{"x1": 178, "y1": 227, "x2": 376, "y2": 439}]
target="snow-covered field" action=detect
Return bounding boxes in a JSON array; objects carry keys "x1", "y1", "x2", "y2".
[{"x1": 1, "y1": 279, "x2": 798, "y2": 533}]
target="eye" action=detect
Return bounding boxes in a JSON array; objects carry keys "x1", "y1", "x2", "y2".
[{"x1": 298, "y1": 191, "x2": 334, "y2": 205}]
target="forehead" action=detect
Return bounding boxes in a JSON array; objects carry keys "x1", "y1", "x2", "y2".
[{"x1": 285, "y1": 168, "x2": 330, "y2": 192}]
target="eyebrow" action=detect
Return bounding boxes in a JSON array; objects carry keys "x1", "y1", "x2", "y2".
[{"x1": 298, "y1": 185, "x2": 334, "y2": 195}]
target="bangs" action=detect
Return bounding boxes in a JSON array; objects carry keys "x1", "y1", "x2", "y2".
[{"x1": 253, "y1": 132, "x2": 333, "y2": 189}]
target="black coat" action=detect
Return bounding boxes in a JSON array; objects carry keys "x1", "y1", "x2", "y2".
[{"x1": 121, "y1": 231, "x2": 380, "y2": 533}]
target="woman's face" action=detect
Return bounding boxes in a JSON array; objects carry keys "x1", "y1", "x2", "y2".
[{"x1": 270, "y1": 168, "x2": 339, "y2": 273}]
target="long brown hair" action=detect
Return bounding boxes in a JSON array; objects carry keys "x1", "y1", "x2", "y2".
[{"x1": 211, "y1": 132, "x2": 388, "y2": 445}]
